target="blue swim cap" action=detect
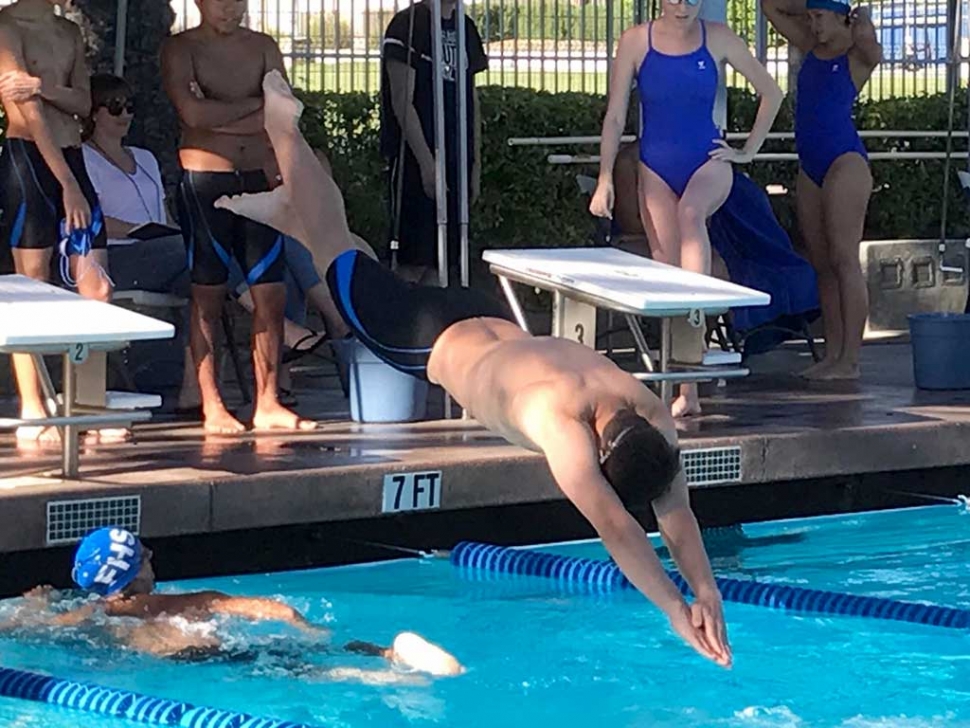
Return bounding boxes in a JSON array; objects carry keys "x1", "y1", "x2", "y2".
[
  {"x1": 806, "y1": 0, "x2": 851, "y2": 14},
  {"x1": 72, "y1": 527, "x2": 143, "y2": 596}
]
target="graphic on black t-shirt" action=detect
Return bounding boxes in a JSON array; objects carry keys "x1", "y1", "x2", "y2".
[{"x1": 379, "y1": 2, "x2": 488, "y2": 164}]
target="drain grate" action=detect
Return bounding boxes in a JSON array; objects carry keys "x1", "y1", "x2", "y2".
[
  {"x1": 681, "y1": 446, "x2": 742, "y2": 486},
  {"x1": 46, "y1": 495, "x2": 141, "y2": 546}
]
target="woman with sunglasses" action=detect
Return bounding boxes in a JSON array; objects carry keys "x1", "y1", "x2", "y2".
[
  {"x1": 762, "y1": 0, "x2": 881, "y2": 380},
  {"x1": 591, "y1": 0, "x2": 783, "y2": 417},
  {"x1": 82, "y1": 73, "x2": 201, "y2": 419}
]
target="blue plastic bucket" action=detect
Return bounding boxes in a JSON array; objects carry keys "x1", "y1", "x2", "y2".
[
  {"x1": 333, "y1": 339, "x2": 429, "y2": 423},
  {"x1": 908, "y1": 313, "x2": 970, "y2": 390}
]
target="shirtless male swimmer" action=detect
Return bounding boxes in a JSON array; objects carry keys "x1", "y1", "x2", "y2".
[
  {"x1": 217, "y1": 71, "x2": 732, "y2": 668},
  {"x1": 0, "y1": 0, "x2": 111, "y2": 445}
]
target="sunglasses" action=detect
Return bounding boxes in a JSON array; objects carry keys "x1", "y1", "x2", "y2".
[
  {"x1": 668, "y1": 0, "x2": 702, "y2": 6},
  {"x1": 100, "y1": 98, "x2": 135, "y2": 116}
]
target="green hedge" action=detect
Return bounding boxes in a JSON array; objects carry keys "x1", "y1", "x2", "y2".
[
  {"x1": 303, "y1": 85, "x2": 970, "y2": 266},
  {"x1": 2, "y1": 85, "x2": 959, "y2": 266}
]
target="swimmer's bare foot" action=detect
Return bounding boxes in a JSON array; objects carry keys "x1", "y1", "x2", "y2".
[
  {"x1": 815, "y1": 361, "x2": 860, "y2": 381},
  {"x1": 262, "y1": 69, "x2": 303, "y2": 135},
  {"x1": 84, "y1": 428, "x2": 131, "y2": 445},
  {"x1": 203, "y1": 407, "x2": 247, "y2": 435},
  {"x1": 388, "y1": 632, "x2": 464, "y2": 677},
  {"x1": 214, "y1": 187, "x2": 301, "y2": 240},
  {"x1": 800, "y1": 357, "x2": 836, "y2": 380},
  {"x1": 671, "y1": 385, "x2": 702, "y2": 418},
  {"x1": 252, "y1": 401, "x2": 317, "y2": 431},
  {"x1": 16, "y1": 424, "x2": 61, "y2": 448}
]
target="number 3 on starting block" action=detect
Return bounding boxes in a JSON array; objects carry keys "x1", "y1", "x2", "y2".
[
  {"x1": 687, "y1": 309, "x2": 704, "y2": 328},
  {"x1": 70, "y1": 343, "x2": 90, "y2": 364}
]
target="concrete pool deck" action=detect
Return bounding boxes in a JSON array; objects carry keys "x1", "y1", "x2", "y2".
[{"x1": 1, "y1": 340, "x2": 969, "y2": 557}]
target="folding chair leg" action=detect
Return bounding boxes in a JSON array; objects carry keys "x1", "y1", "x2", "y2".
[
  {"x1": 801, "y1": 320, "x2": 821, "y2": 362},
  {"x1": 221, "y1": 309, "x2": 251, "y2": 405}
]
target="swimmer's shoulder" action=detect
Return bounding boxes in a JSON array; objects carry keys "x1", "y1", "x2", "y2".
[
  {"x1": 162, "y1": 26, "x2": 201, "y2": 55},
  {"x1": 0, "y1": 12, "x2": 23, "y2": 46},
  {"x1": 238, "y1": 26, "x2": 280, "y2": 49},
  {"x1": 52, "y1": 15, "x2": 83, "y2": 41}
]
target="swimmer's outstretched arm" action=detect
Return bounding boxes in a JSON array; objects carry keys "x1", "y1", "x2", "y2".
[
  {"x1": 652, "y1": 473, "x2": 732, "y2": 667},
  {"x1": 206, "y1": 594, "x2": 324, "y2": 634},
  {"x1": 0, "y1": 587, "x2": 97, "y2": 629},
  {"x1": 629, "y1": 393, "x2": 732, "y2": 666},
  {"x1": 534, "y1": 419, "x2": 728, "y2": 667}
]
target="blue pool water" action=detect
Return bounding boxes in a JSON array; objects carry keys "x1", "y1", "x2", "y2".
[{"x1": 2, "y1": 504, "x2": 970, "y2": 727}]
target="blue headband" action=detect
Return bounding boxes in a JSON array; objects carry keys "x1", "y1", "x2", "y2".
[
  {"x1": 72, "y1": 527, "x2": 143, "y2": 596},
  {"x1": 806, "y1": 0, "x2": 851, "y2": 14}
]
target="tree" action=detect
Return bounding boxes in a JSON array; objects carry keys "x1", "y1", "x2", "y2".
[{"x1": 69, "y1": 0, "x2": 180, "y2": 188}]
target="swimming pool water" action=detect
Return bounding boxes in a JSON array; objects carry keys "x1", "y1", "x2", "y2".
[{"x1": 2, "y1": 504, "x2": 970, "y2": 727}]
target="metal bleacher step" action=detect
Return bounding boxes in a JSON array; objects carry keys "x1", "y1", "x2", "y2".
[{"x1": 57, "y1": 391, "x2": 162, "y2": 410}]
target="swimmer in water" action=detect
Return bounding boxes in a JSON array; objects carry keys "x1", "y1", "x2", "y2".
[{"x1": 3, "y1": 527, "x2": 462, "y2": 678}]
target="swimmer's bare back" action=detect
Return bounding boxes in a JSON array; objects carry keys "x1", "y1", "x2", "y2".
[
  {"x1": 119, "y1": 619, "x2": 222, "y2": 659},
  {"x1": 427, "y1": 317, "x2": 671, "y2": 451},
  {"x1": 161, "y1": 27, "x2": 285, "y2": 173},
  {"x1": 104, "y1": 590, "x2": 228, "y2": 620},
  {"x1": 0, "y1": 8, "x2": 86, "y2": 146}
]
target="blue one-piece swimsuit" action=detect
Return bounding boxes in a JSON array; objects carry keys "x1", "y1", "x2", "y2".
[
  {"x1": 795, "y1": 52, "x2": 868, "y2": 187},
  {"x1": 637, "y1": 20, "x2": 721, "y2": 197}
]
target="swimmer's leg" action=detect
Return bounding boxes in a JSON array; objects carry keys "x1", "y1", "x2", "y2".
[
  {"x1": 344, "y1": 632, "x2": 464, "y2": 676},
  {"x1": 215, "y1": 70, "x2": 376, "y2": 355},
  {"x1": 257, "y1": 70, "x2": 356, "y2": 274}
]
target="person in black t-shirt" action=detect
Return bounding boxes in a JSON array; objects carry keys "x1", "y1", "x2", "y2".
[{"x1": 380, "y1": 0, "x2": 488, "y2": 284}]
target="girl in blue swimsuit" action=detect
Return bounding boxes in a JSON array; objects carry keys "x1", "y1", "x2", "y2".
[
  {"x1": 591, "y1": 0, "x2": 783, "y2": 418},
  {"x1": 762, "y1": 0, "x2": 882, "y2": 380}
]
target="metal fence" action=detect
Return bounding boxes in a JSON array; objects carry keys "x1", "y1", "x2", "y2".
[
  {"x1": 0, "y1": 0, "x2": 956, "y2": 99},
  {"x1": 168, "y1": 0, "x2": 970, "y2": 99}
]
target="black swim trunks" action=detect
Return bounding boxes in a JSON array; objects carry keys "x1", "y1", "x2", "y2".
[
  {"x1": 0, "y1": 138, "x2": 106, "y2": 252},
  {"x1": 176, "y1": 169, "x2": 286, "y2": 287},
  {"x1": 325, "y1": 249, "x2": 511, "y2": 380}
]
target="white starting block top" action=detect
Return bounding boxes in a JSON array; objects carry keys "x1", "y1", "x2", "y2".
[
  {"x1": 0, "y1": 274, "x2": 174, "y2": 352},
  {"x1": 483, "y1": 248, "x2": 771, "y2": 317}
]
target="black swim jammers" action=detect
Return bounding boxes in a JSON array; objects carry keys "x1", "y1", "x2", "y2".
[
  {"x1": 0, "y1": 139, "x2": 106, "y2": 253},
  {"x1": 177, "y1": 170, "x2": 286, "y2": 287},
  {"x1": 325, "y1": 250, "x2": 511, "y2": 380}
]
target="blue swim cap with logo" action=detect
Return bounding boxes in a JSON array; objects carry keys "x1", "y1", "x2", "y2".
[{"x1": 72, "y1": 527, "x2": 143, "y2": 596}]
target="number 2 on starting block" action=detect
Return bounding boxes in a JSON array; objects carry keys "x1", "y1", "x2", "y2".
[
  {"x1": 382, "y1": 471, "x2": 443, "y2": 513},
  {"x1": 70, "y1": 343, "x2": 90, "y2": 364}
]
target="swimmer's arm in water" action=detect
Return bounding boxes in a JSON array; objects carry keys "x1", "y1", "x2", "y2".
[
  {"x1": 653, "y1": 475, "x2": 732, "y2": 667},
  {"x1": 206, "y1": 593, "x2": 324, "y2": 633},
  {"x1": 0, "y1": 590, "x2": 97, "y2": 629}
]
